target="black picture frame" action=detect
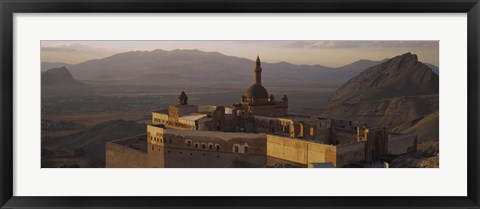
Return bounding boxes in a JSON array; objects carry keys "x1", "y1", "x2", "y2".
[{"x1": 1, "y1": 0, "x2": 479, "y2": 208}]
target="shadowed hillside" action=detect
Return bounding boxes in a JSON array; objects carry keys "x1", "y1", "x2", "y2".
[{"x1": 42, "y1": 119, "x2": 146, "y2": 167}]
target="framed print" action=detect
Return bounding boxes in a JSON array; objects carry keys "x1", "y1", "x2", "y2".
[{"x1": 1, "y1": 0, "x2": 479, "y2": 208}]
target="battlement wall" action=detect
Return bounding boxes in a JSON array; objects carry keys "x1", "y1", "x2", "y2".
[{"x1": 266, "y1": 135, "x2": 336, "y2": 166}]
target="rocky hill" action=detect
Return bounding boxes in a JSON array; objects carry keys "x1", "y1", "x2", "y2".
[
  {"x1": 42, "y1": 67, "x2": 92, "y2": 96},
  {"x1": 320, "y1": 53, "x2": 439, "y2": 129},
  {"x1": 329, "y1": 53, "x2": 438, "y2": 105}
]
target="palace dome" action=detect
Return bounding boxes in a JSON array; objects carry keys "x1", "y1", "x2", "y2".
[{"x1": 244, "y1": 84, "x2": 269, "y2": 99}]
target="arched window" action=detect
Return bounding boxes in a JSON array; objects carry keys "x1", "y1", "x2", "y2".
[
  {"x1": 244, "y1": 146, "x2": 248, "y2": 154},
  {"x1": 215, "y1": 144, "x2": 221, "y2": 151},
  {"x1": 208, "y1": 144, "x2": 213, "y2": 150}
]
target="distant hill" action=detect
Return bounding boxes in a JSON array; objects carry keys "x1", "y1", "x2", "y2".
[
  {"x1": 41, "y1": 62, "x2": 73, "y2": 72},
  {"x1": 48, "y1": 49, "x2": 437, "y2": 88},
  {"x1": 320, "y1": 53, "x2": 439, "y2": 129},
  {"x1": 41, "y1": 67, "x2": 92, "y2": 96}
]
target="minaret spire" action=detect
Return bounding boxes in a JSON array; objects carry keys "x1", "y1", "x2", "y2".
[{"x1": 254, "y1": 55, "x2": 262, "y2": 85}]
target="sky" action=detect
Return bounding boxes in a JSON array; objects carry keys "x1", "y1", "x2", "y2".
[{"x1": 41, "y1": 40, "x2": 439, "y2": 67}]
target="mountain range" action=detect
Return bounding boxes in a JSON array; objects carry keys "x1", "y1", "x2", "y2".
[{"x1": 41, "y1": 49, "x2": 438, "y2": 88}]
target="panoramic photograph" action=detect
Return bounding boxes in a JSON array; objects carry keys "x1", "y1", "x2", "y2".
[{"x1": 41, "y1": 40, "x2": 439, "y2": 168}]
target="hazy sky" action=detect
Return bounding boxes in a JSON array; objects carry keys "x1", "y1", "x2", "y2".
[{"x1": 41, "y1": 40, "x2": 439, "y2": 67}]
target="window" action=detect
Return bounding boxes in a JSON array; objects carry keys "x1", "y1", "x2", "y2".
[
  {"x1": 234, "y1": 146, "x2": 239, "y2": 153},
  {"x1": 208, "y1": 144, "x2": 213, "y2": 150},
  {"x1": 215, "y1": 144, "x2": 221, "y2": 151},
  {"x1": 187, "y1": 140, "x2": 192, "y2": 147},
  {"x1": 194, "y1": 143, "x2": 199, "y2": 149},
  {"x1": 202, "y1": 143, "x2": 206, "y2": 150},
  {"x1": 244, "y1": 146, "x2": 248, "y2": 154}
]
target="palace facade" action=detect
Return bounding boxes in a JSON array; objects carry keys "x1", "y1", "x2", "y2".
[{"x1": 106, "y1": 56, "x2": 417, "y2": 168}]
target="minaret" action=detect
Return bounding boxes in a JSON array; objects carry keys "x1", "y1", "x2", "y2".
[
  {"x1": 254, "y1": 55, "x2": 262, "y2": 85},
  {"x1": 178, "y1": 91, "x2": 188, "y2": 105}
]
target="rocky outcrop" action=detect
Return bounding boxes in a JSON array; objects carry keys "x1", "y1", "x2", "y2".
[
  {"x1": 329, "y1": 52, "x2": 438, "y2": 105},
  {"x1": 321, "y1": 53, "x2": 439, "y2": 130}
]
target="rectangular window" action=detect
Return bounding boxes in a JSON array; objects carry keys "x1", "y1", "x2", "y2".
[
  {"x1": 187, "y1": 141, "x2": 192, "y2": 147},
  {"x1": 209, "y1": 144, "x2": 213, "y2": 150},
  {"x1": 215, "y1": 145, "x2": 220, "y2": 151},
  {"x1": 202, "y1": 143, "x2": 206, "y2": 149}
]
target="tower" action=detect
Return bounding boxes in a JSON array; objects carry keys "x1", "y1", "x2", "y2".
[
  {"x1": 178, "y1": 91, "x2": 188, "y2": 105},
  {"x1": 254, "y1": 55, "x2": 262, "y2": 85}
]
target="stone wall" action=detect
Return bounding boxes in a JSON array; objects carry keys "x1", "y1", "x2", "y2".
[
  {"x1": 168, "y1": 105, "x2": 197, "y2": 121},
  {"x1": 106, "y1": 142, "x2": 150, "y2": 168},
  {"x1": 332, "y1": 129, "x2": 358, "y2": 144},
  {"x1": 152, "y1": 112, "x2": 169, "y2": 124},
  {"x1": 365, "y1": 128, "x2": 389, "y2": 161},
  {"x1": 388, "y1": 134, "x2": 417, "y2": 155},
  {"x1": 161, "y1": 147, "x2": 267, "y2": 168},
  {"x1": 247, "y1": 104, "x2": 288, "y2": 118},
  {"x1": 147, "y1": 125, "x2": 267, "y2": 155},
  {"x1": 336, "y1": 141, "x2": 366, "y2": 167},
  {"x1": 266, "y1": 135, "x2": 337, "y2": 166}
]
